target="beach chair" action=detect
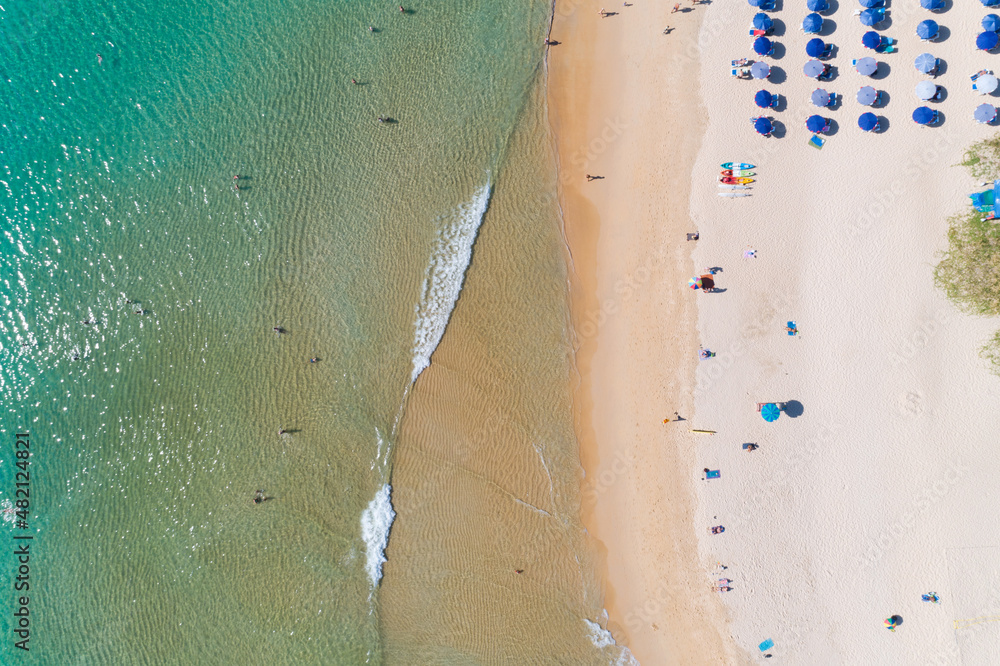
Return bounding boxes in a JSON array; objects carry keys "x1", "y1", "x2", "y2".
[
  {"x1": 826, "y1": 92, "x2": 836, "y2": 107},
  {"x1": 873, "y1": 90, "x2": 884, "y2": 106},
  {"x1": 750, "y1": 28, "x2": 767, "y2": 37},
  {"x1": 879, "y1": 37, "x2": 896, "y2": 53},
  {"x1": 821, "y1": 44, "x2": 834, "y2": 59},
  {"x1": 786, "y1": 321, "x2": 798, "y2": 335},
  {"x1": 732, "y1": 66, "x2": 752, "y2": 78},
  {"x1": 705, "y1": 469, "x2": 721, "y2": 479},
  {"x1": 971, "y1": 69, "x2": 990, "y2": 81}
]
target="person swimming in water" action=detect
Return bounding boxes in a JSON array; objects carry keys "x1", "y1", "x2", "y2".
[{"x1": 309, "y1": 357, "x2": 319, "y2": 363}]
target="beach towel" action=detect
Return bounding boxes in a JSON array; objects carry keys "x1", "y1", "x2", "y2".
[
  {"x1": 808, "y1": 135, "x2": 825, "y2": 150},
  {"x1": 706, "y1": 469, "x2": 721, "y2": 479},
  {"x1": 759, "y1": 639, "x2": 775, "y2": 651},
  {"x1": 787, "y1": 321, "x2": 798, "y2": 335}
]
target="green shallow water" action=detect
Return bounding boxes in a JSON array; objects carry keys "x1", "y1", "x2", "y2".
[{"x1": 0, "y1": 0, "x2": 625, "y2": 662}]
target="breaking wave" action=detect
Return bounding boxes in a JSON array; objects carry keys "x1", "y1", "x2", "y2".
[
  {"x1": 360, "y1": 483, "x2": 396, "y2": 587},
  {"x1": 410, "y1": 184, "x2": 491, "y2": 383}
]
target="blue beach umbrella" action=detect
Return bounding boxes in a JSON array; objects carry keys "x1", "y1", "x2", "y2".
[
  {"x1": 856, "y1": 57, "x2": 878, "y2": 76},
  {"x1": 807, "y1": 0, "x2": 829, "y2": 11},
  {"x1": 753, "y1": 12, "x2": 773, "y2": 31},
  {"x1": 915, "y1": 80, "x2": 938, "y2": 100},
  {"x1": 803, "y1": 13, "x2": 823, "y2": 33},
  {"x1": 857, "y1": 85, "x2": 877, "y2": 105},
  {"x1": 976, "y1": 103, "x2": 997, "y2": 123},
  {"x1": 860, "y1": 9, "x2": 884, "y2": 26},
  {"x1": 806, "y1": 38, "x2": 827, "y2": 57},
  {"x1": 806, "y1": 115, "x2": 829, "y2": 132},
  {"x1": 917, "y1": 20, "x2": 939, "y2": 40},
  {"x1": 859, "y1": 0, "x2": 882, "y2": 7},
  {"x1": 751, "y1": 61, "x2": 771, "y2": 79},
  {"x1": 978, "y1": 31, "x2": 1000, "y2": 51},
  {"x1": 811, "y1": 88, "x2": 831, "y2": 106},
  {"x1": 920, "y1": 0, "x2": 944, "y2": 9},
  {"x1": 859, "y1": 112, "x2": 879, "y2": 131},
  {"x1": 754, "y1": 36, "x2": 774, "y2": 55},
  {"x1": 754, "y1": 117, "x2": 773, "y2": 135},
  {"x1": 862, "y1": 31, "x2": 882, "y2": 50},
  {"x1": 748, "y1": 0, "x2": 769, "y2": 7},
  {"x1": 761, "y1": 403, "x2": 781, "y2": 422},
  {"x1": 983, "y1": 0, "x2": 1000, "y2": 7},
  {"x1": 755, "y1": 89, "x2": 775, "y2": 108},
  {"x1": 804, "y1": 59, "x2": 826, "y2": 78},
  {"x1": 914, "y1": 52, "x2": 938, "y2": 74},
  {"x1": 913, "y1": 106, "x2": 936, "y2": 125},
  {"x1": 984, "y1": 14, "x2": 1000, "y2": 31}
]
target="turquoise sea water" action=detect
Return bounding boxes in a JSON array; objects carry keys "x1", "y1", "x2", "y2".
[{"x1": 0, "y1": 0, "x2": 625, "y2": 663}]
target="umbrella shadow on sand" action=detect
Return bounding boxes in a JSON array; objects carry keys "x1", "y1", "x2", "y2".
[
  {"x1": 771, "y1": 19, "x2": 787, "y2": 37},
  {"x1": 782, "y1": 400, "x2": 804, "y2": 418},
  {"x1": 768, "y1": 66, "x2": 787, "y2": 84}
]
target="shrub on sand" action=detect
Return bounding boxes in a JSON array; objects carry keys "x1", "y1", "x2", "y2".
[{"x1": 959, "y1": 136, "x2": 1000, "y2": 181}]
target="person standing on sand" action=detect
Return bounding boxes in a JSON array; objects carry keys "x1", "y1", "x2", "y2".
[{"x1": 672, "y1": 3, "x2": 680, "y2": 12}]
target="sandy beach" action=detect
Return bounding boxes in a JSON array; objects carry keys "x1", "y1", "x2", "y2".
[
  {"x1": 548, "y1": 0, "x2": 738, "y2": 663},
  {"x1": 553, "y1": 0, "x2": 1000, "y2": 661},
  {"x1": 689, "y1": 0, "x2": 1000, "y2": 661}
]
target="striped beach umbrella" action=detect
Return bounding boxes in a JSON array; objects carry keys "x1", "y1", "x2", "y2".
[
  {"x1": 761, "y1": 403, "x2": 781, "y2": 422},
  {"x1": 984, "y1": 14, "x2": 1000, "y2": 31}
]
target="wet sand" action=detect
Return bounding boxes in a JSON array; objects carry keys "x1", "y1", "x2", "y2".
[{"x1": 548, "y1": 0, "x2": 738, "y2": 662}]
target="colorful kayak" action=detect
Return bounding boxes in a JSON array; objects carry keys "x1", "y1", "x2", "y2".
[
  {"x1": 720, "y1": 176, "x2": 754, "y2": 185},
  {"x1": 721, "y1": 162, "x2": 755, "y2": 170},
  {"x1": 721, "y1": 169, "x2": 755, "y2": 177}
]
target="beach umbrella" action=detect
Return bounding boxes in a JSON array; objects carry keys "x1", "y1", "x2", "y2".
[
  {"x1": 983, "y1": 0, "x2": 1000, "y2": 7},
  {"x1": 977, "y1": 73, "x2": 999, "y2": 94},
  {"x1": 976, "y1": 103, "x2": 997, "y2": 123},
  {"x1": 811, "y1": 88, "x2": 831, "y2": 106},
  {"x1": 802, "y1": 13, "x2": 823, "y2": 33},
  {"x1": 917, "y1": 20, "x2": 939, "y2": 40},
  {"x1": 754, "y1": 89, "x2": 775, "y2": 108},
  {"x1": 984, "y1": 14, "x2": 1000, "y2": 31},
  {"x1": 803, "y1": 59, "x2": 826, "y2": 78},
  {"x1": 859, "y1": 0, "x2": 882, "y2": 7},
  {"x1": 806, "y1": 115, "x2": 829, "y2": 132},
  {"x1": 860, "y1": 9, "x2": 884, "y2": 26},
  {"x1": 688, "y1": 277, "x2": 703, "y2": 290},
  {"x1": 754, "y1": 36, "x2": 773, "y2": 55},
  {"x1": 915, "y1": 81, "x2": 938, "y2": 100},
  {"x1": 859, "y1": 112, "x2": 879, "y2": 131},
  {"x1": 862, "y1": 31, "x2": 882, "y2": 50},
  {"x1": 913, "y1": 106, "x2": 936, "y2": 125},
  {"x1": 753, "y1": 12, "x2": 773, "y2": 31},
  {"x1": 751, "y1": 61, "x2": 771, "y2": 79},
  {"x1": 806, "y1": 38, "x2": 827, "y2": 57},
  {"x1": 978, "y1": 31, "x2": 1000, "y2": 51},
  {"x1": 920, "y1": 0, "x2": 944, "y2": 9},
  {"x1": 855, "y1": 57, "x2": 878, "y2": 76},
  {"x1": 857, "y1": 85, "x2": 877, "y2": 105},
  {"x1": 753, "y1": 117, "x2": 773, "y2": 135},
  {"x1": 807, "y1": 0, "x2": 829, "y2": 11},
  {"x1": 761, "y1": 403, "x2": 781, "y2": 422},
  {"x1": 914, "y1": 52, "x2": 937, "y2": 74},
  {"x1": 884, "y1": 617, "x2": 899, "y2": 630}
]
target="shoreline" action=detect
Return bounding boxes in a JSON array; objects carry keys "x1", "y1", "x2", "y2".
[{"x1": 546, "y1": 1, "x2": 737, "y2": 662}]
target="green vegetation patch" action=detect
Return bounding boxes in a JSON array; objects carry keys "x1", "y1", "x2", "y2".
[{"x1": 939, "y1": 137, "x2": 1000, "y2": 374}]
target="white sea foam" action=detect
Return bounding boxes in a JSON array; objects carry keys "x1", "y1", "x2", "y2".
[
  {"x1": 411, "y1": 184, "x2": 491, "y2": 384},
  {"x1": 584, "y1": 619, "x2": 641, "y2": 666},
  {"x1": 360, "y1": 483, "x2": 396, "y2": 587}
]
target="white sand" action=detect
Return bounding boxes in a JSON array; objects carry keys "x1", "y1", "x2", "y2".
[{"x1": 690, "y1": 0, "x2": 1000, "y2": 662}]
